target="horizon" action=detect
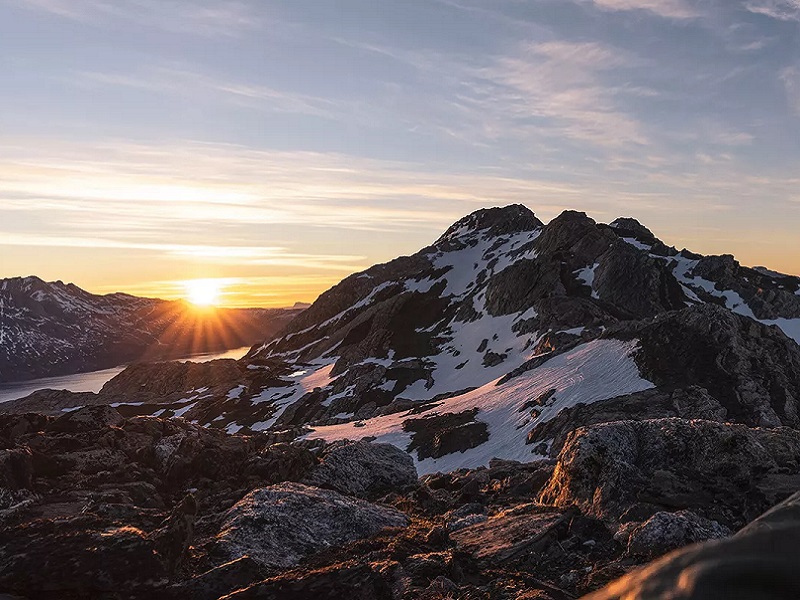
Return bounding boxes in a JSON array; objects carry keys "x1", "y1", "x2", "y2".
[
  {"x1": 2, "y1": 0, "x2": 799, "y2": 308},
  {"x1": 4, "y1": 203, "x2": 799, "y2": 309}
]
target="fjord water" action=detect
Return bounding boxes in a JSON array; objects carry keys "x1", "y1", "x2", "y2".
[{"x1": 0, "y1": 346, "x2": 251, "y2": 404}]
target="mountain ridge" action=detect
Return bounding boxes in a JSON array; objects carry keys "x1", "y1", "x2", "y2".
[
  {"x1": 0, "y1": 276, "x2": 304, "y2": 383},
  {"x1": 5, "y1": 204, "x2": 799, "y2": 474}
]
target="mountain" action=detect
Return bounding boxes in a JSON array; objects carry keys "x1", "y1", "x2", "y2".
[
  {"x1": 7, "y1": 205, "x2": 800, "y2": 469},
  {"x1": 4, "y1": 205, "x2": 800, "y2": 598},
  {"x1": 0, "y1": 276, "x2": 304, "y2": 383}
]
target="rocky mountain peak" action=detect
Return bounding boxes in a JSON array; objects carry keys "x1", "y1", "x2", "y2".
[
  {"x1": 609, "y1": 217, "x2": 658, "y2": 243},
  {"x1": 435, "y1": 204, "x2": 543, "y2": 246}
]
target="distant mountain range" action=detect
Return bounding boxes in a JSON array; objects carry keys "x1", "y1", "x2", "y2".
[{"x1": 0, "y1": 276, "x2": 304, "y2": 383}]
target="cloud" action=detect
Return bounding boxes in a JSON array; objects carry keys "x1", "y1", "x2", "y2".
[
  {"x1": 584, "y1": 0, "x2": 702, "y2": 19},
  {"x1": 745, "y1": 0, "x2": 800, "y2": 21},
  {"x1": 77, "y1": 67, "x2": 338, "y2": 118},
  {"x1": 7, "y1": 0, "x2": 263, "y2": 36},
  {"x1": 468, "y1": 40, "x2": 649, "y2": 147},
  {"x1": 780, "y1": 66, "x2": 800, "y2": 114},
  {"x1": 0, "y1": 232, "x2": 365, "y2": 271}
]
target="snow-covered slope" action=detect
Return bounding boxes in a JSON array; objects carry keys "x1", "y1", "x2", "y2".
[{"x1": 307, "y1": 339, "x2": 653, "y2": 474}]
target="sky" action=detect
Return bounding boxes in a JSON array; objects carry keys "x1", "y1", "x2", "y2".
[{"x1": 1, "y1": 0, "x2": 799, "y2": 308}]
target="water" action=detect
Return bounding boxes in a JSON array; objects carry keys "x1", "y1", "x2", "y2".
[{"x1": 0, "y1": 346, "x2": 251, "y2": 404}]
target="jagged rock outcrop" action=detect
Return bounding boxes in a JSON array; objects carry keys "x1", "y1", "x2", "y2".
[
  {"x1": 611, "y1": 304, "x2": 800, "y2": 427},
  {"x1": 527, "y1": 386, "x2": 727, "y2": 457}
]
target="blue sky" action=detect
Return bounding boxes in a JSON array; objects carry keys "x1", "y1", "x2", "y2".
[{"x1": 1, "y1": 0, "x2": 799, "y2": 306}]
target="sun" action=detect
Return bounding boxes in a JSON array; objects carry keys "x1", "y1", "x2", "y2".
[{"x1": 185, "y1": 279, "x2": 222, "y2": 307}]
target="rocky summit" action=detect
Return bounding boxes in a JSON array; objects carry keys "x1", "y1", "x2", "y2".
[{"x1": 3, "y1": 204, "x2": 800, "y2": 598}]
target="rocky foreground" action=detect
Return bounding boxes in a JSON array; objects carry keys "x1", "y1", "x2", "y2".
[{"x1": 2, "y1": 404, "x2": 799, "y2": 599}]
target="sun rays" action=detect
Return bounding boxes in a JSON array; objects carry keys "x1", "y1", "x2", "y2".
[{"x1": 185, "y1": 278, "x2": 223, "y2": 307}]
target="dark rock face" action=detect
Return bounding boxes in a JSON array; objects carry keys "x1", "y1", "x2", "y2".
[
  {"x1": 593, "y1": 241, "x2": 686, "y2": 318},
  {"x1": 691, "y1": 254, "x2": 800, "y2": 320},
  {"x1": 611, "y1": 304, "x2": 800, "y2": 427},
  {"x1": 540, "y1": 418, "x2": 800, "y2": 528},
  {"x1": 0, "y1": 515, "x2": 168, "y2": 596},
  {"x1": 485, "y1": 259, "x2": 565, "y2": 316},
  {"x1": 214, "y1": 483, "x2": 410, "y2": 570},
  {"x1": 608, "y1": 218, "x2": 658, "y2": 243},
  {"x1": 303, "y1": 441, "x2": 418, "y2": 499},
  {"x1": 403, "y1": 409, "x2": 490, "y2": 460}
]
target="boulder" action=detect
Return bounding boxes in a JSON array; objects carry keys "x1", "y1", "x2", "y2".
[
  {"x1": 403, "y1": 409, "x2": 489, "y2": 460},
  {"x1": 220, "y1": 561, "x2": 399, "y2": 600},
  {"x1": 214, "y1": 483, "x2": 409, "y2": 570},
  {"x1": 244, "y1": 443, "x2": 317, "y2": 484},
  {"x1": 540, "y1": 418, "x2": 800, "y2": 528},
  {"x1": 625, "y1": 511, "x2": 730, "y2": 559},
  {"x1": 303, "y1": 441, "x2": 417, "y2": 498}
]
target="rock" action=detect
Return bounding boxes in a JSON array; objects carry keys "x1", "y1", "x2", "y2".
[
  {"x1": 0, "y1": 515, "x2": 167, "y2": 596},
  {"x1": 170, "y1": 557, "x2": 268, "y2": 600},
  {"x1": 149, "y1": 493, "x2": 197, "y2": 575},
  {"x1": 450, "y1": 505, "x2": 568, "y2": 564},
  {"x1": 527, "y1": 386, "x2": 727, "y2": 457},
  {"x1": 437, "y1": 204, "x2": 544, "y2": 246},
  {"x1": 447, "y1": 513, "x2": 488, "y2": 532},
  {"x1": 0, "y1": 447, "x2": 33, "y2": 490},
  {"x1": 625, "y1": 511, "x2": 731, "y2": 559},
  {"x1": 540, "y1": 418, "x2": 800, "y2": 527},
  {"x1": 303, "y1": 441, "x2": 418, "y2": 498},
  {"x1": 584, "y1": 492, "x2": 800, "y2": 600},
  {"x1": 214, "y1": 483, "x2": 410, "y2": 570},
  {"x1": 608, "y1": 218, "x2": 658, "y2": 243},
  {"x1": 422, "y1": 575, "x2": 459, "y2": 596},
  {"x1": 403, "y1": 409, "x2": 489, "y2": 460},
  {"x1": 592, "y1": 241, "x2": 686, "y2": 318},
  {"x1": 244, "y1": 443, "x2": 317, "y2": 484},
  {"x1": 220, "y1": 561, "x2": 399, "y2": 600},
  {"x1": 47, "y1": 405, "x2": 124, "y2": 433},
  {"x1": 610, "y1": 304, "x2": 800, "y2": 428}
]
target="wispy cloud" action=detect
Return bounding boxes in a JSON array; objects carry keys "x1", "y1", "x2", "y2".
[
  {"x1": 77, "y1": 67, "x2": 337, "y2": 118},
  {"x1": 781, "y1": 66, "x2": 800, "y2": 114},
  {"x1": 468, "y1": 40, "x2": 649, "y2": 147},
  {"x1": 6, "y1": 0, "x2": 263, "y2": 36},
  {"x1": 745, "y1": 0, "x2": 800, "y2": 22},
  {"x1": 587, "y1": 0, "x2": 702, "y2": 19},
  {"x1": 0, "y1": 232, "x2": 365, "y2": 271}
]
